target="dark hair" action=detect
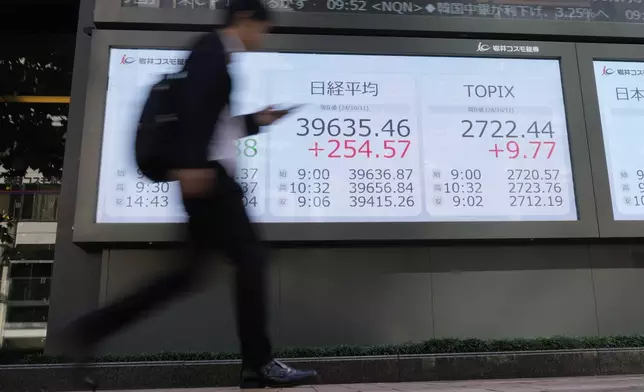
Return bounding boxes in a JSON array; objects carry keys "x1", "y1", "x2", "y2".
[{"x1": 225, "y1": 0, "x2": 270, "y2": 26}]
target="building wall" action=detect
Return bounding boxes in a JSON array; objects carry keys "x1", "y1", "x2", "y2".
[
  {"x1": 89, "y1": 243, "x2": 644, "y2": 356},
  {"x1": 46, "y1": 0, "x2": 103, "y2": 355},
  {"x1": 1, "y1": 0, "x2": 76, "y2": 349},
  {"x1": 0, "y1": 185, "x2": 58, "y2": 348},
  {"x1": 43, "y1": 0, "x2": 644, "y2": 356},
  {"x1": 14, "y1": 222, "x2": 57, "y2": 245},
  {"x1": 0, "y1": 223, "x2": 55, "y2": 348}
]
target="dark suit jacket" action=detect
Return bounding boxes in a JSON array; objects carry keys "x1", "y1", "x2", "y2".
[{"x1": 174, "y1": 32, "x2": 260, "y2": 170}]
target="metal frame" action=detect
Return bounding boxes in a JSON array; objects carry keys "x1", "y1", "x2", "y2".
[
  {"x1": 577, "y1": 43, "x2": 644, "y2": 238},
  {"x1": 95, "y1": 0, "x2": 644, "y2": 39},
  {"x1": 72, "y1": 30, "x2": 598, "y2": 244}
]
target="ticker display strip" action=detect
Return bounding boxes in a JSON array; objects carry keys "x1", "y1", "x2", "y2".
[{"x1": 121, "y1": 0, "x2": 644, "y2": 24}]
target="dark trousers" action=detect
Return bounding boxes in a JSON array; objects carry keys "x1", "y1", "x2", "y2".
[{"x1": 71, "y1": 167, "x2": 272, "y2": 369}]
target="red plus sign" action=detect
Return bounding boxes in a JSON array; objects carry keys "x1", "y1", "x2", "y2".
[
  {"x1": 308, "y1": 141, "x2": 325, "y2": 157},
  {"x1": 489, "y1": 144, "x2": 504, "y2": 158}
]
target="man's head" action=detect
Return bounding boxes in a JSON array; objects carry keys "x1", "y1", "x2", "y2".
[{"x1": 224, "y1": 0, "x2": 271, "y2": 50}]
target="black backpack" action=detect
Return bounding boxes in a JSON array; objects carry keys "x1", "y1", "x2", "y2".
[{"x1": 134, "y1": 71, "x2": 187, "y2": 183}]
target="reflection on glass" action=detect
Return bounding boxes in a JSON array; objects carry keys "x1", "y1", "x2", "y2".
[
  {"x1": 12, "y1": 245, "x2": 55, "y2": 261},
  {"x1": 6, "y1": 306, "x2": 49, "y2": 323},
  {"x1": 8, "y1": 278, "x2": 51, "y2": 302},
  {"x1": 10, "y1": 263, "x2": 53, "y2": 278},
  {"x1": 1, "y1": 181, "x2": 60, "y2": 222}
]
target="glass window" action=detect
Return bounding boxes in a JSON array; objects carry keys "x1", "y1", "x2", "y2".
[
  {"x1": 6, "y1": 305, "x2": 49, "y2": 323},
  {"x1": 30, "y1": 278, "x2": 51, "y2": 301},
  {"x1": 9, "y1": 193, "x2": 23, "y2": 219},
  {"x1": 9, "y1": 263, "x2": 32, "y2": 278},
  {"x1": 3, "y1": 182, "x2": 61, "y2": 222},
  {"x1": 25, "y1": 193, "x2": 59, "y2": 221},
  {"x1": 20, "y1": 193, "x2": 34, "y2": 220},
  {"x1": 8, "y1": 279, "x2": 31, "y2": 301},
  {"x1": 32, "y1": 263, "x2": 52, "y2": 277},
  {"x1": 8, "y1": 277, "x2": 51, "y2": 302},
  {"x1": 8, "y1": 262, "x2": 53, "y2": 302},
  {"x1": 9, "y1": 261, "x2": 53, "y2": 278},
  {"x1": 0, "y1": 192, "x2": 10, "y2": 212},
  {"x1": 12, "y1": 244, "x2": 55, "y2": 261}
]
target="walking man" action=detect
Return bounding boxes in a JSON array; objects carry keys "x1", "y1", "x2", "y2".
[{"x1": 61, "y1": 0, "x2": 319, "y2": 388}]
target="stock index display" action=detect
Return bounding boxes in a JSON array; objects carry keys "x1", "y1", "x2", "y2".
[{"x1": 97, "y1": 49, "x2": 577, "y2": 224}]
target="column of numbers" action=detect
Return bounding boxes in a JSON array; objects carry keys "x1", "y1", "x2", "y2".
[
  {"x1": 429, "y1": 168, "x2": 485, "y2": 210},
  {"x1": 235, "y1": 136, "x2": 267, "y2": 218},
  {"x1": 615, "y1": 169, "x2": 644, "y2": 209},
  {"x1": 106, "y1": 167, "x2": 185, "y2": 222},
  {"x1": 347, "y1": 168, "x2": 416, "y2": 209}
]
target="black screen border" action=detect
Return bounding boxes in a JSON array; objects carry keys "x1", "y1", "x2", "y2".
[
  {"x1": 72, "y1": 30, "x2": 598, "y2": 244},
  {"x1": 577, "y1": 43, "x2": 644, "y2": 238}
]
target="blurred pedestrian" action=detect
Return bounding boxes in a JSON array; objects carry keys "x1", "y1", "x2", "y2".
[{"x1": 59, "y1": 0, "x2": 318, "y2": 389}]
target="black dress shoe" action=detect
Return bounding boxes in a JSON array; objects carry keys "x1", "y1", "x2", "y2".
[{"x1": 240, "y1": 359, "x2": 319, "y2": 388}]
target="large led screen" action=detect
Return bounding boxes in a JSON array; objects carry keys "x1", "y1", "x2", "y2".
[
  {"x1": 593, "y1": 60, "x2": 644, "y2": 221},
  {"x1": 96, "y1": 48, "x2": 577, "y2": 223}
]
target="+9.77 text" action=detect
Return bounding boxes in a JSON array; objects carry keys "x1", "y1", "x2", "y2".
[{"x1": 489, "y1": 141, "x2": 556, "y2": 159}]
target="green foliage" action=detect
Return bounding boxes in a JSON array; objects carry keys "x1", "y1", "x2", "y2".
[
  {"x1": 0, "y1": 40, "x2": 73, "y2": 180},
  {"x1": 4, "y1": 336, "x2": 644, "y2": 365},
  {"x1": 0, "y1": 46, "x2": 73, "y2": 96},
  {"x1": 0, "y1": 103, "x2": 67, "y2": 180},
  {"x1": 0, "y1": 210, "x2": 15, "y2": 267}
]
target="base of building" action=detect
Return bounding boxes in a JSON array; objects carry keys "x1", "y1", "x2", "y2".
[{"x1": 2, "y1": 348, "x2": 643, "y2": 391}]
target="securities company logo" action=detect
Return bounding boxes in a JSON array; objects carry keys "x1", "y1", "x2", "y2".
[
  {"x1": 120, "y1": 54, "x2": 136, "y2": 65},
  {"x1": 602, "y1": 66, "x2": 615, "y2": 76},
  {"x1": 476, "y1": 41, "x2": 539, "y2": 54},
  {"x1": 476, "y1": 42, "x2": 491, "y2": 52}
]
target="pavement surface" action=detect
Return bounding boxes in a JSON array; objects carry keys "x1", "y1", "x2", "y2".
[{"x1": 91, "y1": 376, "x2": 644, "y2": 392}]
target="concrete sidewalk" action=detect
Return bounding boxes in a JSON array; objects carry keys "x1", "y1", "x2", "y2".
[{"x1": 93, "y1": 376, "x2": 644, "y2": 392}]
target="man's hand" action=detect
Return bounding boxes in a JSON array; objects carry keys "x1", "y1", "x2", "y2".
[
  {"x1": 170, "y1": 168, "x2": 217, "y2": 198},
  {"x1": 253, "y1": 105, "x2": 291, "y2": 126}
]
